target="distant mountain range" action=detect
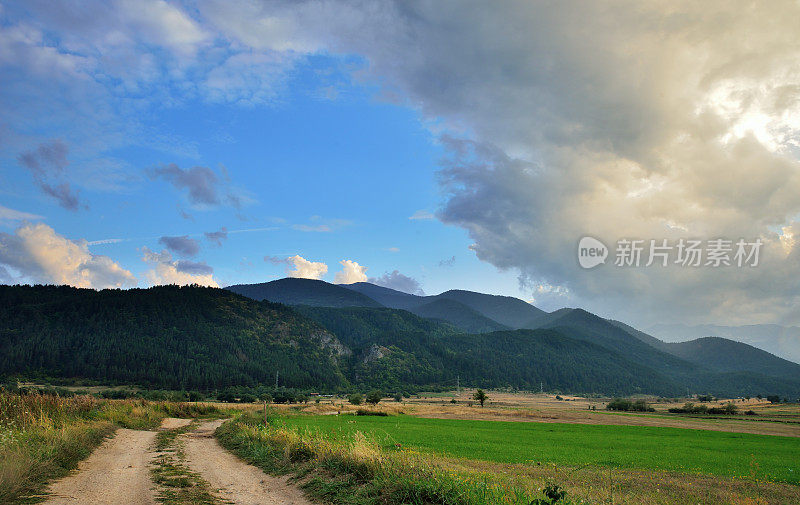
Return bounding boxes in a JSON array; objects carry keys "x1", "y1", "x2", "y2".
[
  {"x1": 1, "y1": 280, "x2": 798, "y2": 397},
  {"x1": 649, "y1": 323, "x2": 800, "y2": 364},
  {"x1": 220, "y1": 278, "x2": 800, "y2": 397}
]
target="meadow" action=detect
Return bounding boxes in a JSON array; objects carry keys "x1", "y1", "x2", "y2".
[{"x1": 281, "y1": 413, "x2": 800, "y2": 483}]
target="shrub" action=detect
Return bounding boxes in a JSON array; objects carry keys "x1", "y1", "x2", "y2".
[
  {"x1": 356, "y1": 409, "x2": 389, "y2": 416},
  {"x1": 348, "y1": 393, "x2": 363, "y2": 405},
  {"x1": 365, "y1": 390, "x2": 383, "y2": 406},
  {"x1": 607, "y1": 398, "x2": 654, "y2": 412}
]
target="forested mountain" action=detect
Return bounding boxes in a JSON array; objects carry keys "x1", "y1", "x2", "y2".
[
  {"x1": 343, "y1": 282, "x2": 546, "y2": 329},
  {"x1": 649, "y1": 323, "x2": 800, "y2": 364},
  {"x1": 663, "y1": 337, "x2": 800, "y2": 381},
  {"x1": 0, "y1": 285, "x2": 348, "y2": 390},
  {"x1": 2, "y1": 283, "x2": 799, "y2": 398},
  {"x1": 226, "y1": 278, "x2": 382, "y2": 308},
  {"x1": 296, "y1": 305, "x2": 680, "y2": 394},
  {"x1": 408, "y1": 298, "x2": 508, "y2": 333}
]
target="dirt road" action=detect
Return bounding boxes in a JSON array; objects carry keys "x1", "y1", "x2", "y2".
[
  {"x1": 181, "y1": 420, "x2": 313, "y2": 505},
  {"x1": 43, "y1": 428, "x2": 157, "y2": 505}
]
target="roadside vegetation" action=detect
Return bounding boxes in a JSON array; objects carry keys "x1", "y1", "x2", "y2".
[
  {"x1": 217, "y1": 410, "x2": 576, "y2": 505},
  {"x1": 0, "y1": 390, "x2": 223, "y2": 504}
]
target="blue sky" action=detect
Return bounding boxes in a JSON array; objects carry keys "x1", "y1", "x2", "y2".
[
  {"x1": 0, "y1": 7, "x2": 523, "y2": 302},
  {"x1": 2, "y1": 1, "x2": 800, "y2": 332}
]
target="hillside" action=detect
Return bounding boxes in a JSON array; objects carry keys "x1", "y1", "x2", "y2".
[
  {"x1": 0, "y1": 284, "x2": 348, "y2": 390},
  {"x1": 408, "y1": 298, "x2": 509, "y2": 333},
  {"x1": 343, "y1": 282, "x2": 545, "y2": 329},
  {"x1": 649, "y1": 323, "x2": 800, "y2": 364},
  {"x1": 664, "y1": 337, "x2": 800, "y2": 381},
  {"x1": 226, "y1": 278, "x2": 383, "y2": 308},
  {"x1": 435, "y1": 290, "x2": 546, "y2": 328}
]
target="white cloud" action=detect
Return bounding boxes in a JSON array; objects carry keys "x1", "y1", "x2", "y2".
[
  {"x1": 0, "y1": 222, "x2": 136, "y2": 288},
  {"x1": 409, "y1": 210, "x2": 434, "y2": 220},
  {"x1": 0, "y1": 205, "x2": 43, "y2": 223},
  {"x1": 141, "y1": 246, "x2": 218, "y2": 287},
  {"x1": 285, "y1": 254, "x2": 328, "y2": 279},
  {"x1": 334, "y1": 259, "x2": 368, "y2": 284}
]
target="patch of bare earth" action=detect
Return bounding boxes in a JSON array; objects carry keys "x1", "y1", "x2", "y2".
[
  {"x1": 42, "y1": 428, "x2": 157, "y2": 505},
  {"x1": 180, "y1": 420, "x2": 313, "y2": 505}
]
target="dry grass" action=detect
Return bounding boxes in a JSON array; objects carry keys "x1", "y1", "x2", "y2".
[{"x1": 0, "y1": 392, "x2": 227, "y2": 505}]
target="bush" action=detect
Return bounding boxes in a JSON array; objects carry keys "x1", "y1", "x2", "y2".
[
  {"x1": 348, "y1": 393, "x2": 363, "y2": 405},
  {"x1": 356, "y1": 409, "x2": 389, "y2": 416},
  {"x1": 607, "y1": 398, "x2": 654, "y2": 412},
  {"x1": 365, "y1": 390, "x2": 383, "y2": 406}
]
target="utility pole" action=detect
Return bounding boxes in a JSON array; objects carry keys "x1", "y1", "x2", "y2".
[
  {"x1": 275, "y1": 370, "x2": 279, "y2": 389},
  {"x1": 456, "y1": 375, "x2": 460, "y2": 392},
  {"x1": 540, "y1": 382, "x2": 543, "y2": 394}
]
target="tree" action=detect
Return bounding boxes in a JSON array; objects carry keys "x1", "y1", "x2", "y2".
[
  {"x1": 366, "y1": 390, "x2": 383, "y2": 405},
  {"x1": 473, "y1": 389, "x2": 488, "y2": 407},
  {"x1": 348, "y1": 393, "x2": 363, "y2": 405}
]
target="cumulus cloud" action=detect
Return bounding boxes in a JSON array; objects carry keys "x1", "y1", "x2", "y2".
[
  {"x1": 0, "y1": 222, "x2": 136, "y2": 288},
  {"x1": 334, "y1": 259, "x2": 368, "y2": 284},
  {"x1": 266, "y1": 254, "x2": 328, "y2": 280},
  {"x1": 158, "y1": 235, "x2": 200, "y2": 257},
  {"x1": 204, "y1": 227, "x2": 228, "y2": 246},
  {"x1": 141, "y1": 246, "x2": 218, "y2": 287},
  {"x1": 18, "y1": 140, "x2": 85, "y2": 210},
  {"x1": 369, "y1": 270, "x2": 424, "y2": 295},
  {"x1": 211, "y1": 1, "x2": 800, "y2": 327}
]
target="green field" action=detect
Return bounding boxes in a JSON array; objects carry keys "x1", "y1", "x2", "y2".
[{"x1": 283, "y1": 414, "x2": 800, "y2": 483}]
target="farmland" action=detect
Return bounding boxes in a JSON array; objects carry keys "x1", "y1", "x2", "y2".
[{"x1": 281, "y1": 414, "x2": 800, "y2": 483}]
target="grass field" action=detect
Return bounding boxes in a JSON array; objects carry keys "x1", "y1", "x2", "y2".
[{"x1": 282, "y1": 413, "x2": 800, "y2": 483}]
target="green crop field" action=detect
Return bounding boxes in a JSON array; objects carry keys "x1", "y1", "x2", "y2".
[{"x1": 283, "y1": 414, "x2": 800, "y2": 483}]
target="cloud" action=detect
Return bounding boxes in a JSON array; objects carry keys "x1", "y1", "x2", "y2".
[
  {"x1": 204, "y1": 227, "x2": 228, "y2": 246},
  {"x1": 0, "y1": 222, "x2": 136, "y2": 288},
  {"x1": 158, "y1": 235, "x2": 200, "y2": 257},
  {"x1": 292, "y1": 224, "x2": 331, "y2": 232},
  {"x1": 409, "y1": 210, "x2": 434, "y2": 220},
  {"x1": 0, "y1": 205, "x2": 43, "y2": 223},
  {"x1": 221, "y1": 1, "x2": 800, "y2": 327},
  {"x1": 265, "y1": 254, "x2": 329, "y2": 279},
  {"x1": 438, "y1": 255, "x2": 456, "y2": 267},
  {"x1": 141, "y1": 246, "x2": 217, "y2": 287},
  {"x1": 369, "y1": 270, "x2": 424, "y2": 295},
  {"x1": 284, "y1": 254, "x2": 328, "y2": 279},
  {"x1": 18, "y1": 140, "x2": 85, "y2": 210},
  {"x1": 149, "y1": 164, "x2": 221, "y2": 206},
  {"x1": 334, "y1": 259, "x2": 368, "y2": 284}
]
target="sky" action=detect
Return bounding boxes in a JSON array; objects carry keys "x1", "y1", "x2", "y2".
[{"x1": 1, "y1": 1, "x2": 800, "y2": 332}]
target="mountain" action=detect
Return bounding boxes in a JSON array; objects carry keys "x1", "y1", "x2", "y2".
[
  {"x1": 408, "y1": 298, "x2": 509, "y2": 333},
  {"x1": 343, "y1": 282, "x2": 422, "y2": 310},
  {"x1": 533, "y1": 308, "x2": 698, "y2": 376},
  {"x1": 649, "y1": 323, "x2": 800, "y2": 364},
  {"x1": 296, "y1": 304, "x2": 680, "y2": 395},
  {"x1": 226, "y1": 278, "x2": 383, "y2": 308},
  {"x1": 434, "y1": 290, "x2": 546, "y2": 328},
  {"x1": 0, "y1": 284, "x2": 348, "y2": 390},
  {"x1": 343, "y1": 282, "x2": 544, "y2": 329},
  {"x1": 3, "y1": 284, "x2": 798, "y2": 398},
  {"x1": 663, "y1": 337, "x2": 800, "y2": 382}
]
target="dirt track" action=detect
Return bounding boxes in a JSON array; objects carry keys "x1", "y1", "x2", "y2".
[
  {"x1": 42, "y1": 418, "x2": 313, "y2": 505},
  {"x1": 181, "y1": 419, "x2": 313, "y2": 505},
  {"x1": 43, "y1": 428, "x2": 157, "y2": 505}
]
